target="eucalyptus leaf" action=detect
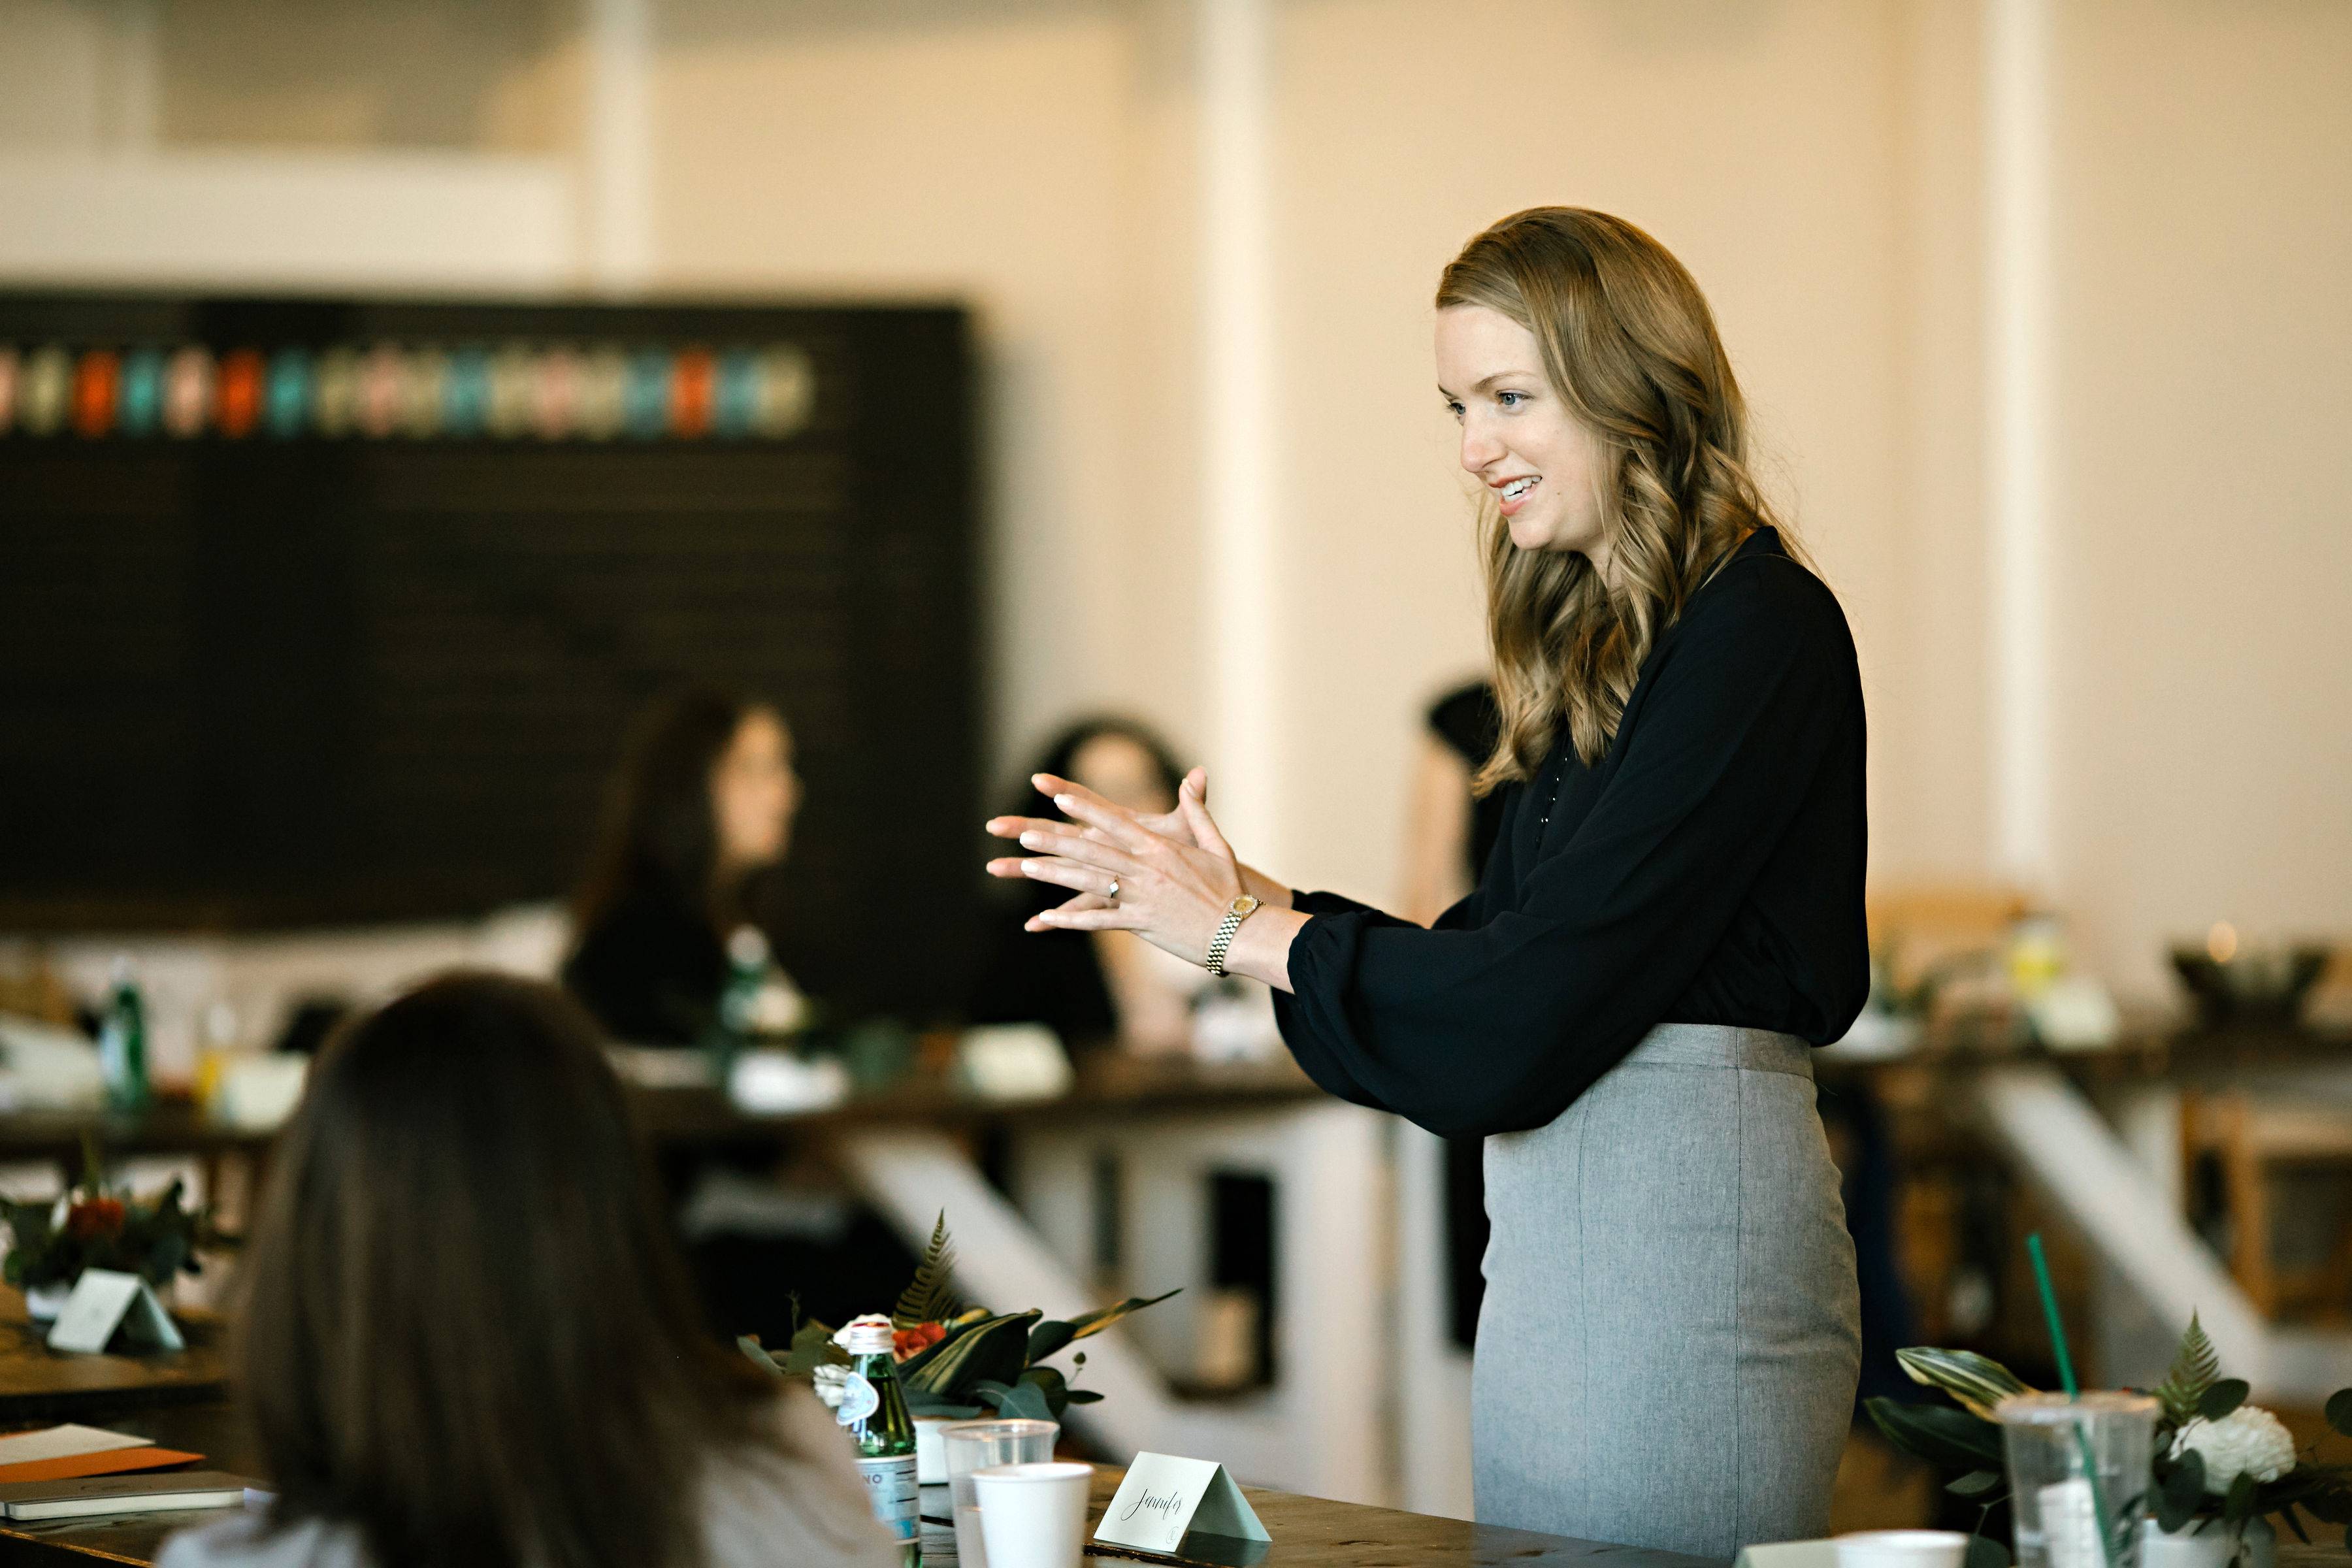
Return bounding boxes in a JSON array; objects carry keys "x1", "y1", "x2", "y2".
[
  {"x1": 2223, "y1": 1472, "x2": 2255, "y2": 1524},
  {"x1": 972, "y1": 1377, "x2": 1054, "y2": 1422},
  {"x1": 2284, "y1": 1508, "x2": 2310, "y2": 1545},
  {"x1": 2157, "y1": 1453, "x2": 2205, "y2": 1534},
  {"x1": 1961, "y1": 1533, "x2": 2012, "y2": 1568},
  {"x1": 780, "y1": 1319, "x2": 849, "y2": 1379},
  {"x1": 2198, "y1": 1380, "x2": 2249, "y2": 1422},
  {"x1": 1948, "y1": 1470, "x2": 2003, "y2": 1499},
  {"x1": 1062, "y1": 1389, "x2": 1104, "y2": 1405},
  {"x1": 2327, "y1": 1388, "x2": 2352, "y2": 1438},
  {"x1": 1020, "y1": 1364, "x2": 1070, "y2": 1416}
]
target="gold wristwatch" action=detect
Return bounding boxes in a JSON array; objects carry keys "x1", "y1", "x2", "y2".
[{"x1": 1205, "y1": 894, "x2": 1262, "y2": 978}]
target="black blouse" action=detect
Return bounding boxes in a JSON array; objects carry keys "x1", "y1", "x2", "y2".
[
  {"x1": 1271, "y1": 527, "x2": 1869, "y2": 1140},
  {"x1": 563, "y1": 889, "x2": 728, "y2": 1046}
]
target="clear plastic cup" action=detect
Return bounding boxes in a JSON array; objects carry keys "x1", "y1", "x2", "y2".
[
  {"x1": 943, "y1": 1418, "x2": 1058, "y2": 1568},
  {"x1": 1999, "y1": 1392, "x2": 2156, "y2": 1568}
]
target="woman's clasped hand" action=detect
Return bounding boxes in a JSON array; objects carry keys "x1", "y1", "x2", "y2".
[
  {"x1": 987, "y1": 766, "x2": 1230, "y2": 949},
  {"x1": 986, "y1": 766, "x2": 1292, "y2": 979}
]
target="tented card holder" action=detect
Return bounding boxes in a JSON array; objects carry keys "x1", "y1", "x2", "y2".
[
  {"x1": 46, "y1": 1269, "x2": 184, "y2": 1355},
  {"x1": 1092, "y1": 1453, "x2": 1271, "y2": 1565}
]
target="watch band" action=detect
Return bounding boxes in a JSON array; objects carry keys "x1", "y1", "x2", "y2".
[{"x1": 1205, "y1": 895, "x2": 1261, "y2": 978}]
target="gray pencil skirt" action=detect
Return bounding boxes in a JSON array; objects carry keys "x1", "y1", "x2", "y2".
[{"x1": 1471, "y1": 1022, "x2": 1861, "y2": 1558}]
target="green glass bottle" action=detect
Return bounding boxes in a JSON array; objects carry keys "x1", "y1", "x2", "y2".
[
  {"x1": 708, "y1": 926, "x2": 768, "y2": 1086},
  {"x1": 97, "y1": 957, "x2": 148, "y2": 1113},
  {"x1": 836, "y1": 1314, "x2": 921, "y2": 1565}
]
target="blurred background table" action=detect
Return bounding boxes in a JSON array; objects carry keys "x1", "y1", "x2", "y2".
[{"x1": 0, "y1": 1288, "x2": 227, "y2": 1426}]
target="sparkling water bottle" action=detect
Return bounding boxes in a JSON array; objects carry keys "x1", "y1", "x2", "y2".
[{"x1": 836, "y1": 1314, "x2": 921, "y2": 1566}]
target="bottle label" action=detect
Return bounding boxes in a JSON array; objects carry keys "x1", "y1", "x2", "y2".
[
  {"x1": 834, "y1": 1371, "x2": 879, "y2": 1426},
  {"x1": 855, "y1": 1454, "x2": 920, "y2": 1541}
]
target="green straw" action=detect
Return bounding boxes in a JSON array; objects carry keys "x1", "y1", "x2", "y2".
[{"x1": 2027, "y1": 1232, "x2": 2115, "y2": 1568}]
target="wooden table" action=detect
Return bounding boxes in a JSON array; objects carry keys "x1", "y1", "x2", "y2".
[
  {"x1": 0, "y1": 1400, "x2": 1720, "y2": 1568},
  {"x1": 0, "y1": 1291, "x2": 227, "y2": 1426}
]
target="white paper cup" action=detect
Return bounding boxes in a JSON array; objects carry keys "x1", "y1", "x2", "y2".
[
  {"x1": 1835, "y1": 1529, "x2": 1973, "y2": 1568},
  {"x1": 972, "y1": 1461, "x2": 1093, "y2": 1568}
]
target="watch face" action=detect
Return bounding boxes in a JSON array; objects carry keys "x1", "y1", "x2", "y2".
[{"x1": 1232, "y1": 896, "x2": 1260, "y2": 916}]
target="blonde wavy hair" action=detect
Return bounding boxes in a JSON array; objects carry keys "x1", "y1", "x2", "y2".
[{"x1": 1438, "y1": 207, "x2": 1786, "y2": 790}]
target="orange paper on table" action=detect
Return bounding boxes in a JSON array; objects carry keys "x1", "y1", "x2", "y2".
[{"x1": 0, "y1": 1448, "x2": 203, "y2": 1486}]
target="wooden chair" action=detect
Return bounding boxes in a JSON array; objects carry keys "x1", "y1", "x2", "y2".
[{"x1": 2182, "y1": 1088, "x2": 2352, "y2": 1320}]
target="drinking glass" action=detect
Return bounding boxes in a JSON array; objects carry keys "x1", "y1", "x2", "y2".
[
  {"x1": 1999, "y1": 1392, "x2": 2157, "y2": 1568},
  {"x1": 943, "y1": 1418, "x2": 1058, "y2": 1568}
]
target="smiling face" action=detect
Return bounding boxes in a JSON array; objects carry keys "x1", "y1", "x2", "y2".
[{"x1": 1435, "y1": 304, "x2": 1612, "y2": 571}]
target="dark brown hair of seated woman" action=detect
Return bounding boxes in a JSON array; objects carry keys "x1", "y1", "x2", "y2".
[
  {"x1": 565, "y1": 685, "x2": 775, "y2": 1043},
  {"x1": 237, "y1": 972, "x2": 792, "y2": 1568}
]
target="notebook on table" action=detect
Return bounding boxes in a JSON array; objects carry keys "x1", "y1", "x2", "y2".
[
  {"x1": 0, "y1": 1424, "x2": 204, "y2": 1487},
  {"x1": 0, "y1": 1470, "x2": 253, "y2": 1520}
]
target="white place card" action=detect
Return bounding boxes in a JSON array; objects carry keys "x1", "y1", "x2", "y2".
[
  {"x1": 1093, "y1": 1452, "x2": 1269, "y2": 1558},
  {"x1": 45, "y1": 1269, "x2": 184, "y2": 1356}
]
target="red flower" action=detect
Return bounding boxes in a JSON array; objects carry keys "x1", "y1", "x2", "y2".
[
  {"x1": 893, "y1": 1322, "x2": 946, "y2": 1362},
  {"x1": 65, "y1": 1198, "x2": 125, "y2": 1241}
]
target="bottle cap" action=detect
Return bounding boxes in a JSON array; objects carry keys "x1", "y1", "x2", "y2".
[{"x1": 835, "y1": 1313, "x2": 896, "y2": 1356}]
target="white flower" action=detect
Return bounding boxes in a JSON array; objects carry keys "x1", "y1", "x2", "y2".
[
  {"x1": 811, "y1": 1364, "x2": 852, "y2": 1410},
  {"x1": 2172, "y1": 1405, "x2": 2297, "y2": 1493}
]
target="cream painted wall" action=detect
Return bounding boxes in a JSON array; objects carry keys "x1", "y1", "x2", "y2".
[
  {"x1": 1266, "y1": 0, "x2": 1938, "y2": 897},
  {"x1": 2046, "y1": 0, "x2": 2352, "y2": 994},
  {"x1": 1, "y1": 0, "x2": 2346, "y2": 1002}
]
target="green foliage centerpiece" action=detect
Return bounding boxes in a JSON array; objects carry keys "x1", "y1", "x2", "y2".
[
  {"x1": 1869, "y1": 1316, "x2": 2352, "y2": 1557},
  {"x1": 0, "y1": 1136, "x2": 219, "y2": 1316},
  {"x1": 741, "y1": 1213, "x2": 1177, "y2": 1423}
]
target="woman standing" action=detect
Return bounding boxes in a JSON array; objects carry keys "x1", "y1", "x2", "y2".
[{"x1": 987, "y1": 208, "x2": 1865, "y2": 1555}]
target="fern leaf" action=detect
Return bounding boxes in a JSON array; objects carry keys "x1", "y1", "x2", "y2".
[
  {"x1": 2154, "y1": 1311, "x2": 2223, "y2": 1425},
  {"x1": 892, "y1": 1211, "x2": 960, "y2": 1330}
]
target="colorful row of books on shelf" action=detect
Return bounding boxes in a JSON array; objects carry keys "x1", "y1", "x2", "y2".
[{"x1": 0, "y1": 340, "x2": 815, "y2": 443}]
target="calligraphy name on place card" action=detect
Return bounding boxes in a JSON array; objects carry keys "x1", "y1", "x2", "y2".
[{"x1": 1094, "y1": 1453, "x2": 1269, "y2": 1559}]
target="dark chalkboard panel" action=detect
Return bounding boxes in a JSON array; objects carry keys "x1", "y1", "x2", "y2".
[{"x1": 0, "y1": 293, "x2": 979, "y2": 1021}]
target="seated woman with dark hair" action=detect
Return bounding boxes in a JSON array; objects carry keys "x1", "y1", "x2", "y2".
[
  {"x1": 565, "y1": 687, "x2": 802, "y2": 1045},
  {"x1": 158, "y1": 973, "x2": 894, "y2": 1568}
]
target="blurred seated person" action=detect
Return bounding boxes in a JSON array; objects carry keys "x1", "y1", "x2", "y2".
[
  {"x1": 1397, "y1": 679, "x2": 1503, "y2": 1354},
  {"x1": 970, "y1": 717, "x2": 1205, "y2": 1053},
  {"x1": 566, "y1": 688, "x2": 801, "y2": 1045},
  {"x1": 1399, "y1": 679, "x2": 1506, "y2": 926},
  {"x1": 158, "y1": 973, "x2": 894, "y2": 1568}
]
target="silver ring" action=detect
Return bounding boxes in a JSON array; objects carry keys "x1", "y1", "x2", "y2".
[{"x1": 1105, "y1": 879, "x2": 1120, "y2": 901}]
